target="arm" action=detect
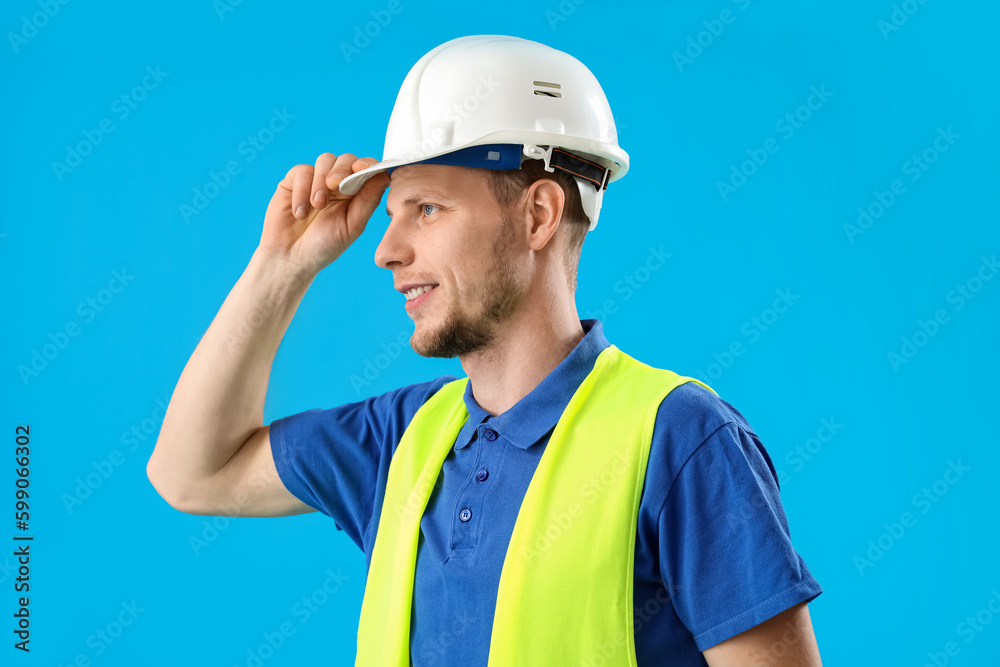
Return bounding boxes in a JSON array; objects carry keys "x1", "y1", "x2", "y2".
[
  {"x1": 649, "y1": 403, "x2": 824, "y2": 661},
  {"x1": 146, "y1": 151, "x2": 390, "y2": 517},
  {"x1": 703, "y1": 602, "x2": 822, "y2": 666}
]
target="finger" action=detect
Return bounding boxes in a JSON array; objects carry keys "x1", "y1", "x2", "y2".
[
  {"x1": 345, "y1": 169, "x2": 390, "y2": 234},
  {"x1": 291, "y1": 165, "x2": 314, "y2": 219},
  {"x1": 353, "y1": 156, "x2": 379, "y2": 173},
  {"x1": 329, "y1": 156, "x2": 382, "y2": 202},
  {"x1": 326, "y1": 153, "x2": 361, "y2": 197},
  {"x1": 277, "y1": 164, "x2": 298, "y2": 192},
  {"x1": 310, "y1": 152, "x2": 337, "y2": 207}
]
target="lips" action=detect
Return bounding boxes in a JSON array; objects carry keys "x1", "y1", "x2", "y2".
[{"x1": 398, "y1": 283, "x2": 437, "y2": 313}]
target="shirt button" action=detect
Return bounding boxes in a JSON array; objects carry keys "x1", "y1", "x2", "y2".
[
  {"x1": 484, "y1": 429, "x2": 498, "y2": 441},
  {"x1": 459, "y1": 508, "x2": 472, "y2": 522},
  {"x1": 476, "y1": 468, "x2": 489, "y2": 482}
]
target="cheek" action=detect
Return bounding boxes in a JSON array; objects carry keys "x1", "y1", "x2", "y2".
[
  {"x1": 429, "y1": 220, "x2": 495, "y2": 291},
  {"x1": 436, "y1": 243, "x2": 475, "y2": 281}
]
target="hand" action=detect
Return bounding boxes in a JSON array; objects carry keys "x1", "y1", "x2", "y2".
[{"x1": 259, "y1": 152, "x2": 389, "y2": 276}]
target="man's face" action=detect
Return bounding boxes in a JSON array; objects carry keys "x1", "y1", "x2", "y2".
[{"x1": 376, "y1": 164, "x2": 529, "y2": 358}]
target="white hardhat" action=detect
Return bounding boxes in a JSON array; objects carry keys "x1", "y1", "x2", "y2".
[{"x1": 338, "y1": 34, "x2": 629, "y2": 231}]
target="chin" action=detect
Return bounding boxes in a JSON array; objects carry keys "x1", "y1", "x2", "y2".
[{"x1": 408, "y1": 320, "x2": 441, "y2": 357}]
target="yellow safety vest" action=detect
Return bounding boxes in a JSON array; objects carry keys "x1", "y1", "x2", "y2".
[{"x1": 356, "y1": 344, "x2": 716, "y2": 666}]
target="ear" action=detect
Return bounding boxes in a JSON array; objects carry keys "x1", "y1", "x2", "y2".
[{"x1": 522, "y1": 178, "x2": 565, "y2": 252}]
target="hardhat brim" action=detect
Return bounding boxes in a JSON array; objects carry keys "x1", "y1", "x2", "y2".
[{"x1": 338, "y1": 159, "x2": 404, "y2": 196}]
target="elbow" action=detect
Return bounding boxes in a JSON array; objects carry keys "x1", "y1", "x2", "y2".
[
  {"x1": 146, "y1": 458, "x2": 185, "y2": 512},
  {"x1": 146, "y1": 447, "x2": 204, "y2": 514}
]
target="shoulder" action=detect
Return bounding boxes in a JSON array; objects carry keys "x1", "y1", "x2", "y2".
[
  {"x1": 343, "y1": 374, "x2": 462, "y2": 446},
  {"x1": 362, "y1": 375, "x2": 464, "y2": 457},
  {"x1": 658, "y1": 379, "x2": 758, "y2": 439},
  {"x1": 615, "y1": 347, "x2": 756, "y2": 441},
  {"x1": 645, "y1": 377, "x2": 767, "y2": 496}
]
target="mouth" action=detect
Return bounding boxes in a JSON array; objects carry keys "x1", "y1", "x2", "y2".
[{"x1": 403, "y1": 284, "x2": 437, "y2": 312}]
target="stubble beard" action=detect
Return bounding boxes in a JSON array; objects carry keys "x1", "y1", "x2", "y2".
[{"x1": 411, "y1": 212, "x2": 528, "y2": 359}]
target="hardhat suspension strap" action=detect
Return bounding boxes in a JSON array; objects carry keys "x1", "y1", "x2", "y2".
[{"x1": 522, "y1": 144, "x2": 612, "y2": 191}]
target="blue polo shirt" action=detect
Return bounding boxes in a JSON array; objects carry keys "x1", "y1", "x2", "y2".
[{"x1": 270, "y1": 318, "x2": 822, "y2": 666}]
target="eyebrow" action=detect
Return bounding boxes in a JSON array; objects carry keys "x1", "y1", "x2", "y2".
[{"x1": 386, "y1": 190, "x2": 453, "y2": 218}]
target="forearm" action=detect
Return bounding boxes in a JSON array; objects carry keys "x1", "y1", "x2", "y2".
[{"x1": 148, "y1": 248, "x2": 314, "y2": 499}]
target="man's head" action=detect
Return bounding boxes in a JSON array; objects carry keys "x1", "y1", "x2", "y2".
[
  {"x1": 353, "y1": 34, "x2": 628, "y2": 360},
  {"x1": 376, "y1": 160, "x2": 585, "y2": 359}
]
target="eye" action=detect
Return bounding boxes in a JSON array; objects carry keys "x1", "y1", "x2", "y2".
[{"x1": 421, "y1": 203, "x2": 439, "y2": 217}]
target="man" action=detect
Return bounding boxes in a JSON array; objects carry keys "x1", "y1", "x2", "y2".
[{"x1": 147, "y1": 35, "x2": 823, "y2": 666}]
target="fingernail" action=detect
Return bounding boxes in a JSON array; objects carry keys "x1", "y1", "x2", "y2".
[
  {"x1": 296, "y1": 205, "x2": 306, "y2": 217},
  {"x1": 314, "y1": 190, "x2": 327, "y2": 204}
]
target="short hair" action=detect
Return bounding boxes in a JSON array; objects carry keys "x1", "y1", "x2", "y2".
[{"x1": 482, "y1": 159, "x2": 589, "y2": 292}]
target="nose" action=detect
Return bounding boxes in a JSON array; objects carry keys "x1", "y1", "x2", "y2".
[{"x1": 374, "y1": 213, "x2": 413, "y2": 270}]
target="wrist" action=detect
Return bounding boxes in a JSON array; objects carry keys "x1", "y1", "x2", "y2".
[{"x1": 248, "y1": 246, "x2": 318, "y2": 297}]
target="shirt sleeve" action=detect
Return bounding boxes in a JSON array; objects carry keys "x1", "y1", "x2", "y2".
[
  {"x1": 268, "y1": 376, "x2": 457, "y2": 549},
  {"x1": 658, "y1": 420, "x2": 823, "y2": 651}
]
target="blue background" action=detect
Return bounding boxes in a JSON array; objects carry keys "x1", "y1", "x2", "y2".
[{"x1": 4, "y1": 0, "x2": 999, "y2": 665}]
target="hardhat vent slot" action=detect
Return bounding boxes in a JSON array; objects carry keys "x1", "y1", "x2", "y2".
[{"x1": 533, "y1": 81, "x2": 562, "y2": 98}]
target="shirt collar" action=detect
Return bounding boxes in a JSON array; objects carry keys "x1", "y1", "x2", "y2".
[{"x1": 453, "y1": 319, "x2": 610, "y2": 451}]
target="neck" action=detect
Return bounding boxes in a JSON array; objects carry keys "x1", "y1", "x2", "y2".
[{"x1": 458, "y1": 289, "x2": 584, "y2": 416}]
